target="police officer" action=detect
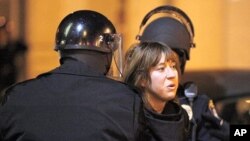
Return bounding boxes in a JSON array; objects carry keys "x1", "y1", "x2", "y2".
[
  {"x1": 0, "y1": 10, "x2": 142, "y2": 141},
  {"x1": 0, "y1": 10, "x2": 189, "y2": 141},
  {"x1": 136, "y1": 5, "x2": 229, "y2": 141}
]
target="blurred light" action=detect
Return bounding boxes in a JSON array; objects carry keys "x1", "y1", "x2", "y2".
[{"x1": 245, "y1": 99, "x2": 250, "y2": 104}]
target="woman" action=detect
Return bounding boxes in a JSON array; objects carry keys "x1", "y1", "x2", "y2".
[{"x1": 123, "y1": 42, "x2": 189, "y2": 141}]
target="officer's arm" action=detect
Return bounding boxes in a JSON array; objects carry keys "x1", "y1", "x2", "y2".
[{"x1": 202, "y1": 111, "x2": 230, "y2": 141}]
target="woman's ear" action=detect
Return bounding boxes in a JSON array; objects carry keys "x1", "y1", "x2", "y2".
[{"x1": 140, "y1": 79, "x2": 147, "y2": 87}]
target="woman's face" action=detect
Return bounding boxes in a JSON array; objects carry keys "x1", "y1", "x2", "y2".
[{"x1": 146, "y1": 53, "x2": 179, "y2": 103}]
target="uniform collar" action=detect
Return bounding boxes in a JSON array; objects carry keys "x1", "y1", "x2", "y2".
[{"x1": 38, "y1": 59, "x2": 106, "y2": 78}]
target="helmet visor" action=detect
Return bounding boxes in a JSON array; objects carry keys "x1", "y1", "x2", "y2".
[
  {"x1": 106, "y1": 34, "x2": 124, "y2": 80},
  {"x1": 99, "y1": 33, "x2": 122, "y2": 52}
]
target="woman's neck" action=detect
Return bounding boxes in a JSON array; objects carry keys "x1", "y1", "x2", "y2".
[{"x1": 142, "y1": 93, "x2": 167, "y2": 113}]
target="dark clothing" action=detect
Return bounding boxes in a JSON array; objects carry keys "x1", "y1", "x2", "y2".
[
  {"x1": 178, "y1": 85, "x2": 220, "y2": 141},
  {"x1": 0, "y1": 59, "x2": 188, "y2": 141},
  {"x1": 139, "y1": 101, "x2": 190, "y2": 141}
]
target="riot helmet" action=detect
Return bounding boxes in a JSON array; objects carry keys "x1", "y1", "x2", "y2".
[
  {"x1": 136, "y1": 5, "x2": 195, "y2": 74},
  {"x1": 55, "y1": 10, "x2": 121, "y2": 75},
  {"x1": 55, "y1": 10, "x2": 119, "y2": 53}
]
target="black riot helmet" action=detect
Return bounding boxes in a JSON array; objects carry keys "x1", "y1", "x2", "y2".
[
  {"x1": 54, "y1": 10, "x2": 121, "y2": 75},
  {"x1": 136, "y1": 5, "x2": 195, "y2": 74},
  {"x1": 55, "y1": 10, "x2": 119, "y2": 53}
]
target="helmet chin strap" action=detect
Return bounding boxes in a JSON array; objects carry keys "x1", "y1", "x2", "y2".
[{"x1": 173, "y1": 50, "x2": 187, "y2": 74}]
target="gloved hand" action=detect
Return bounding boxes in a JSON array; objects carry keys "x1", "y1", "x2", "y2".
[{"x1": 202, "y1": 112, "x2": 230, "y2": 141}]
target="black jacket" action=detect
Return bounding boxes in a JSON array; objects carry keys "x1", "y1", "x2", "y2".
[
  {"x1": 138, "y1": 101, "x2": 190, "y2": 141},
  {"x1": 0, "y1": 59, "x2": 188, "y2": 141}
]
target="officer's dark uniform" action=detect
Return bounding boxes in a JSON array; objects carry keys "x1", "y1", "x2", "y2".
[
  {"x1": 0, "y1": 59, "x2": 140, "y2": 140},
  {"x1": 178, "y1": 85, "x2": 221, "y2": 141}
]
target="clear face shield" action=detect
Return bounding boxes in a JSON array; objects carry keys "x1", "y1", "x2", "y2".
[{"x1": 105, "y1": 33, "x2": 124, "y2": 81}]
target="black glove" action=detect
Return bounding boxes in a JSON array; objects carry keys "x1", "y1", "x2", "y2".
[{"x1": 202, "y1": 112, "x2": 230, "y2": 141}]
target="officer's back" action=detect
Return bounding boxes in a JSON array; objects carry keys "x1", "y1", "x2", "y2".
[{"x1": 0, "y1": 10, "x2": 140, "y2": 141}]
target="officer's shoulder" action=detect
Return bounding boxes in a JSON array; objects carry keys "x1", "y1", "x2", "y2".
[
  {"x1": 193, "y1": 94, "x2": 212, "y2": 106},
  {"x1": 106, "y1": 77, "x2": 141, "y2": 94},
  {"x1": 0, "y1": 78, "x2": 37, "y2": 105},
  {"x1": 8, "y1": 78, "x2": 37, "y2": 90},
  {"x1": 196, "y1": 94, "x2": 211, "y2": 101},
  {"x1": 105, "y1": 77, "x2": 130, "y2": 86}
]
